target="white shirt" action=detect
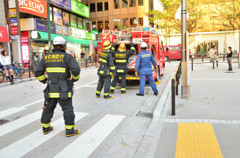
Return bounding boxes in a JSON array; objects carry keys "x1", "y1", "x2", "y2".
[
  {"x1": 0, "y1": 55, "x2": 11, "y2": 65},
  {"x1": 208, "y1": 48, "x2": 217, "y2": 57}
]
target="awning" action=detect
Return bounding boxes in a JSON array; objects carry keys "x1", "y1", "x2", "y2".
[
  {"x1": 31, "y1": 31, "x2": 97, "y2": 46},
  {"x1": 0, "y1": 27, "x2": 9, "y2": 43}
]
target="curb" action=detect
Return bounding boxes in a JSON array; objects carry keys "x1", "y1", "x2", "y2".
[
  {"x1": 0, "y1": 77, "x2": 36, "y2": 88},
  {"x1": 134, "y1": 73, "x2": 174, "y2": 158}
]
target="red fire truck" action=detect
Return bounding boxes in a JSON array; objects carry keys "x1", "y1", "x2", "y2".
[{"x1": 97, "y1": 27, "x2": 165, "y2": 81}]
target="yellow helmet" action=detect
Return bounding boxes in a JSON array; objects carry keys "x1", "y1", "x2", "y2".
[
  {"x1": 118, "y1": 43, "x2": 126, "y2": 52},
  {"x1": 103, "y1": 40, "x2": 112, "y2": 50}
]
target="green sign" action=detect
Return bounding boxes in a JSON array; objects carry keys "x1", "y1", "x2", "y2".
[
  {"x1": 71, "y1": 0, "x2": 89, "y2": 18},
  {"x1": 92, "y1": 30, "x2": 98, "y2": 35},
  {"x1": 85, "y1": 32, "x2": 91, "y2": 40}
]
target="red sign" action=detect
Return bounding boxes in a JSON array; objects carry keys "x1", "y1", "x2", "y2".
[
  {"x1": 0, "y1": 27, "x2": 10, "y2": 42},
  {"x1": 21, "y1": 31, "x2": 30, "y2": 64},
  {"x1": 18, "y1": 0, "x2": 47, "y2": 18},
  {"x1": 10, "y1": 26, "x2": 18, "y2": 35}
]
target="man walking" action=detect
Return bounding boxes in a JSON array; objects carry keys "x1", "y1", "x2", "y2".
[
  {"x1": 35, "y1": 36, "x2": 81, "y2": 137},
  {"x1": 96, "y1": 40, "x2": 116, "y2": 99},
  {"x1": 207, "y1": 45, "x2": 218, "y2": 67},
  {"x1": 135, "y1": 42, "x2": 158, "y2": 96},
  {"x1": 110, "y1": 42, "x2": 136, "y2": 94}
]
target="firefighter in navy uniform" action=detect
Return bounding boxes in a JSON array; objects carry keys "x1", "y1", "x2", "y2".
[
  {"x1": 110, "y1": 42, "x2": 136, "y2": 94},
  {"x1": 35, "y1": 36, "x2": 81, "y2": 137},
  {"x1": 96, "y1": 40, "x2": 116, "y2": 99}
]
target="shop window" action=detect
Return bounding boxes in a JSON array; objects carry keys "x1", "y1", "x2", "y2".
[
  {"x1": 105, "y1": 2, "x2": 109, "y2": 10},
  {"x1": 97, "y1": 3, "x2": 103, "y2": 12},
  {"x1": 114, "y1": 0, "x2": 120, "y2": 9},
  {"x1": 138, "y1": 0, "x2": 143, "y2": 6},
  {"x1": 63, "y1": 12, "x2": 69, "y2": 26},
  {"x1": 77, "y1": 17, "x2": 83, "y2": 29},
  {"x1": 130, "y1": 18, "x2": 137, "y2": 27},
  {"x1": 130, "y1": 0, "x2": 136, "y2": 7},
  {"x1": 105, "y1": 21, "x2": 109, "y2": 30},
  {"x1": 90, "y1": 3, "x2": 95, "y2": 12},
  {"x1": 122, "y1": 18, "x2": 128, "y2": 30},
  {"x1": 122, "y1": 0, "x2": 128, "y2": 8},
  {"x1": 53, "y1": 7, "x2": 62, "y2": 25},
  {"x1": 98, "y1": 21, "x2": 103, "y2": 33},
  {"x1": 139, "y1": 17, "x2": 143, "y2": 26}
]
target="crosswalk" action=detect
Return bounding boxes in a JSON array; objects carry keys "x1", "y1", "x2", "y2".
[{"x1": 0, "y1": 107, "x2": 125, "y2": 157}]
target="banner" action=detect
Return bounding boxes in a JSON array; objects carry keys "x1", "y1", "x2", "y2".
[
  {"x1": 36, "y1": 19, "x2": 56, "y2": 33},
  {"x1": 50, "y1": 0, "x2": 71, "y2": 11},
  {"x1": 18, "y1": 0, "x2": 47, "y2": 18},
  {"x1": 0, "y1": 27, "x2": 10, "y2": 42},
  {"x1": 71, "y1": 0, "x2": 89, "y2": 18},
  {"x1": 21, "y1": 31, "x2": 30, "y2": 64}
]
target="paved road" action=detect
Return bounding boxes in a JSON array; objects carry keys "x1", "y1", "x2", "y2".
[{"x1": 0, "y1": 63, "x2": 178, "y2": 158}]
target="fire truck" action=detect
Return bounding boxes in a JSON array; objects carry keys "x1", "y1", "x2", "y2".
[{"x1": 97, "y1": 27, "x2": 165, "y2": 81}]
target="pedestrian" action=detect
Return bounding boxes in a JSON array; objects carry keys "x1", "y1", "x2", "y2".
[
  {"x1": 0, "y1": 49, "x2": 14, "y2": 84},
  {"x1": 80, "y1": 49, "x2": 85, "y2": 65},
  {"x1": 35, "y1": 36, "x2": 81, "y2": 137},
  {"x1": 42, "y1": 50, "x2": 49, "y2": 58},
  {"x1": 207, "y1": 45, "x2": 218, "y2": 67},
  {"x1": 135, "y1": 42, "x2": 158, "y2": 96},
  {"x1": 96, "y1": 40, "x2": 116, "y2": 99},
  {"x1": 89, "y1": 53, "x2": 92, "y2": 63},
  {"x1": 110, "y1": 42, "x2": 136, "y2": 94},
  {"x1": 226, "y1": 46, "x2": 233, "y2": 71},
  {"x1": 85, "y1": 53, "x2": 89, "y2": 67}
]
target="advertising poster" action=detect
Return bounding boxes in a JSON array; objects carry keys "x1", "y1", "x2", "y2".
[
  {"x1": 70, "y1": 14, "x2": 77, "y2": 28},
  {"x1": 10, "y1": 18, "x2": 18, "y2": 26},
  {"x1": 10, "y1": 26, "x2": 18, "y2": 35},
  {"x1": 55, "y1": 25, "x2": 63, "y2": 34},
  {"x1": 50, "y1": 0, "x2": 71, "y2": 11},
  {"x1": 0, "y1": 27, "x2": 10, "y2": 42},
  {"x1": 36, "y1": 19, "x2": 56, "y2": 33},
  {"x1": 9, "y1": 8, "x2": 17, "y2": 18},
  {"x1": 53, "y1": 7, "x2": 62, "y2": 25},
  {"x1": 63, "y1": 12, "x2": 69, "y2": 26},
  {"x1": 77, "y1": 17, "x2": 83, "y2": 29},
  {"x1": 21, "y1": 31, "x2": 30, "y2": 64},
  {"x1": 71, "y1": 0, "x2": 89, "y2": 18},
  {"x1": 50, "y1": 7, "x2": 53, "y2": 21},
  {"x1": 18, "y1": 0, "x2": 47, "y2": 18}
]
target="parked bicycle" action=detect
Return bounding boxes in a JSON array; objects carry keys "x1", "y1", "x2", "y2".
[{"x1": 0, "y1": 62, "x2": 25, "y2": 83}]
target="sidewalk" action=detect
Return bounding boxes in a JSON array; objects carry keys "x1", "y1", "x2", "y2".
[{"x1": 155, "y1": 62, "x2": 240, "y2": 158}]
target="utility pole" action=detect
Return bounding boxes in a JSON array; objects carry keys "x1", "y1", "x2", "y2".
[
  {"x1": 47, "y1": 0, "x2": 52, "y2": 53},
  {"x1": 181, "y1": 0, "x2": 188, "y2": 98}
]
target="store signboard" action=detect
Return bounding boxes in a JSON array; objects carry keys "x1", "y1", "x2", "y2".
[
  {"x1": 85, "y1": 32, "x2": 91, "y2": 40},
  {"x1": 50, "y1": 0, "x2": 71, "y2": 11},
  {"x1": 0, "y1": 27, "x2": 10, "y2": 42},
  {"x1": 21, "y1": 31, "x2": 30, "y2": 64},
  {"x1": 71, "y1": 0, "x2": 89, "y2": 18},
  {"x1": 77, "y1": 29, "x2": 85, "y2": 39},
  {"x1": 55, "y1": 25, "x2": 63, "y2": 34},
  {"x1": 18, "y1": 0, "x2": 47, "y2": 18},
  {"x1": 92, "y1": 30, "x2": 98, "y2": 35},
  {"x1": 10, "y1": 18, "x2": 18, "y2": 26},
  {"x1": 36, "y1": 19, "x2": 56, "y2": 33},
  {"x1": 10, "y1": 26, "x2": 18, "y2": 35},
  {"x1": 9, "y1": 8, "x2": 17, "y2": 18}
]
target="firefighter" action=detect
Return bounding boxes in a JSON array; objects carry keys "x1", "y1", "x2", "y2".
[
  {"x1": 35, "y1": 36, "x2": 81, "y2": 137},
  {"x1": 110, "y1": 42, "x2": 136, "y2": 94},
  {"x1": 135, "y1": 42, "x2": 158, "y2": 96},
  {"x1": 96, "y1": 40, "x2": 116, "y2": 99}
]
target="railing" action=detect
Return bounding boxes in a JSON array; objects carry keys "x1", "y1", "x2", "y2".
[{"x1": 171, "y1": 62, "x2": 181, "y2": 115}]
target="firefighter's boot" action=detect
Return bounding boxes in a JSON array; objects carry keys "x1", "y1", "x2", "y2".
[
  {"x1": 96, "y1": 94, "x2": 100, "y2": 98},
  {"x1": 110, "y1": 89, "x2": 115, "y2": 94},
  {"x1": 43, "y1": 126, "x2": 54, "y2": 135},
  {"x1": 121, "y1": 91, "x2": 126, "y2": 94},
  {"x1": 104, "y1": 95, "x2": 114, "y2": 99},
  {"x1": 66, "y1": 128, "x2": 81, "y2": 137}
]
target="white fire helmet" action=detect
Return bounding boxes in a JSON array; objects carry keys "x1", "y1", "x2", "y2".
[
  {"x1": 53, "y1": 36, "x2": 67, "y2": 46},
  {"x1": 140, "y1": 42, "x2": 148, "y2": 49}
]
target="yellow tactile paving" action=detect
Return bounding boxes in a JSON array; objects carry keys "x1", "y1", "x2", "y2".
[{"x1": 175, "y1": 123, "x2": 223, "y2": 158}]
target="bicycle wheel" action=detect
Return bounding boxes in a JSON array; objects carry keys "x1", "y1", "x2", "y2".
[{"x1": 0, "y1": 71, "x2": 4, "y2": 83}]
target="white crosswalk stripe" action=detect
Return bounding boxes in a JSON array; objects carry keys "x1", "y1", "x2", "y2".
[
  {"x1": 55, "y1": 114, "x2": 125, "y2": 158},
  {"x1": 0, "y1": 110, "x2": 42, "y2": 137},
  {"x1": 0, "y1": 112, "x2": 89, "y2": 158},
  {"x1": 0, "y1": 107, "x2": 26, "y2": 119}
]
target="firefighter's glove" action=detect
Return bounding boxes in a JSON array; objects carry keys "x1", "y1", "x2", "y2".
[
  {"x1": 154, "y1": 68, "x2": 158, "y2": 73},
  {"x1": 135, "y1": 71, "x2": 138, "y2": 77}
]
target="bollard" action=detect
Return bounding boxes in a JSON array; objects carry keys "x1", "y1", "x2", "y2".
[
  {"x1": 191, "y1": 57, "x2": 193, "y2": 71},
  {"x1": 202, "y1": 55, "x2": 204, "y2": 62},
  {"x1": 223, "y1": 54, "x2": 225, "y2": 61},
  {"x1": 213, "y1": 62, "x2": 215, "y2": 69},
  {"x1": 171, "y1": 79, "x2": 176, "y2": 115},
  {"x1": 238, "y1": 53, "x2": 240, "y2": 69},
  {"x1": 28, "y1": 65, "x2": 31, "y2": 78},
  {"x1": 168, "y1": 56, "x2": 170, "y2": 63}
]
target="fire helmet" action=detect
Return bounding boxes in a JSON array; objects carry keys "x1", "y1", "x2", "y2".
[
  {"x1": 53, "y1": 36, "x2": 67, "y2": 46},
  {"x1": 103, "y1": 40, "x2": 112, "y2": 50},
  {"x1": 140, "y1": 42, "x2": 148, "y2": 49},
  {"x1": 118, "y1": 43, "x2": 126, "y2": 52}
]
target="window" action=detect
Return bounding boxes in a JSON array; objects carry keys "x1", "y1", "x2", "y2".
[
  {"x1": 122, "y1": 0, "x2": 128, "y2": 8},
  {"x1": 98, "y1": 21, "x2": 103, "y2": 33},
  {"x1": 130, "y1": 18, "x2": 137, "y2": 27},
  {"x1": 83, "y1": 19, "x2": 86, "y2": 30},
  {"x1": 104, "y1": 2, "x2": 108, "y2": 10},
  {"x1": 114, "y1": 19, "x2": 120, "y2": 30},
  {"x1": 92, "y1": 22, "x2": 96, "y2": 30},
  {"x1": 77, "y1": 17, "x2": 83, "y2": 29},
  {"x1": 114, "y1": 0, "x2": 120, "y2": 9},
  {"x1": 50, "y1": 7, "x2": 53, "y2": 21},
  {"x1": 122, "y1": 18, "x2": 128, "y2": 30},
  {"x1": 139, "y1": 17, "x2": 143, "y2": 26},
  {"x1": 97, "y1": 3, "x2": 103, "y2": 11},
  {"x1": 53, "y1": 7, "x2": 62, "y2": 25},
  {"x1": 105, "y1": 21, "x2": 109, "y2": 29},
  {"x1": 63, "y1": 12, "x2": 69, "y2": 26},
  {"x1": 90, "y1": 3, "x2": 95, "y2": 12},
  {"x1": 70, "y1": 14, "x2": 77, "y2": 28},
  {"x1": 130, "y1": 0, "x2": 136, "y2": 7},
  {"x1": 138, "y1": 0, "x2": 143, "y2": 6}
]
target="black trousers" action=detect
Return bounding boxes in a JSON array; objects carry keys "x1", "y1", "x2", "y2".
[
  {"x1": 41, "y1": 98, "x2": 75, "y2": 125},
  {"x1": 96, "y1": 75, "x2": 111, "y2": 95},
  {"x1": 111, "y1": 73, "x2": 126, "y2": 90}
]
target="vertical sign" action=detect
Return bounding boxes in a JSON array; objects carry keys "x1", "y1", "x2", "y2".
[
  {"x1": 9, "y1": 8, "x2": 19, "y2": 35},
  {"x1": 21, "y1": 31, "x2": 30, "y2": 64}
]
